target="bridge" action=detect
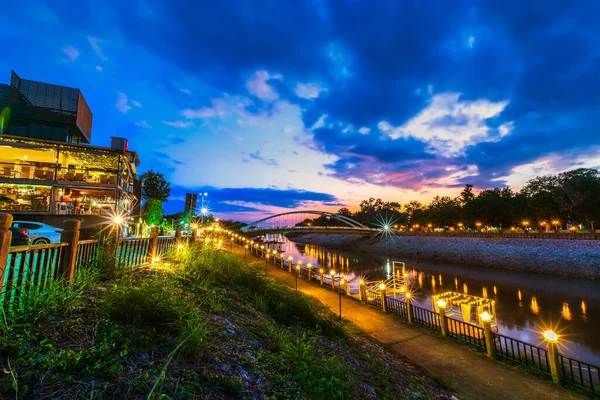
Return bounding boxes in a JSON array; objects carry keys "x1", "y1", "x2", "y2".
[{"x1": 240, "y1": 210, "x2": 379, "y2": 236}]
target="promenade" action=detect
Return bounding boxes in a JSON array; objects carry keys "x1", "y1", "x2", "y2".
[{"x1": 230, "y1": 242, "x2": 583, "y2": 400}]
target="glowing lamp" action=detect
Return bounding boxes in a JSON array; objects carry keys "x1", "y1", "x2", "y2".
[
  {"x1": 113, "y1": 215, "x2": 123, "y2": 225},
  {"x1": 379, "y1": 283, "x2": 386, "y2": 291},
  {"x1": 405, "y1": 292, "x2": 412, "y2": 299},
  {"x1": 319, "y1": 268, "x2": 324, "y2": 274},
  {"x1": 177, "y1": 244, "x2": 183, "y2": 249},
  {"x1": 288, "y1": 256, "x2": 293, "y2": 261},
  {"x1": 479, "y1": 311, "x2": 492, "y2": 323},
  {"x1": 543, "y1": 330, "x2": 559, "y2": 344},
  {"x1": 436, "y1": 299, "x2": 447, "y2": 308},
  {"x1": 307, "y1": 263, "x2": 312, "y2": 268},
  {"x1": 359, "y1": 279, "x2": 365, "y2": 285},
  {"x1": 330, "y1": 270, "x2": 336, "y2": 277}
]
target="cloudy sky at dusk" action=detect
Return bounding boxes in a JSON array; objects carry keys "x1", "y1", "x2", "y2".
[{"x1": 2, "y1": 1, "x2": 600, "y2": 221}]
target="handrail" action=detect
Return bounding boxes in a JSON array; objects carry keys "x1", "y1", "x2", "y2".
[{"x1": 9, "y1": 242, "x2": 69, "y2": 252}]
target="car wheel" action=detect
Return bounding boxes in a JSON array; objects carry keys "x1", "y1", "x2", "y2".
[{"x1": 33, "y1": 238, "x2": 51, "y2": 245}]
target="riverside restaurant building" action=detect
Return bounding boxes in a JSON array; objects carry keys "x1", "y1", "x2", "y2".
[{"x1": 0, "y1": 70, "x2": 140, "y2": 231}]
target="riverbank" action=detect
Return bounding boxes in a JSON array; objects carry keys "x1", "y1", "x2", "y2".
[
  {"x1": 288, "y1": 234, "x2": 600, "y2": 279},
  {"x1": 0, "y1": 244, "x2": 453, "y2": 399},
  {"x1": 232, "y1": 242, "x2": 584, "y2": 400}
]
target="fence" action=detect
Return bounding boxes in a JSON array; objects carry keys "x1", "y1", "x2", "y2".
[
  {"x1": 2, "y1": 243, "x2": 69, "y2": 311},
  {"x1": 240, "y1": 237, "x2": 600, "y2": 395},
  {"x1": 0, "y1": 214, "x2": 184, "y2": 311}
]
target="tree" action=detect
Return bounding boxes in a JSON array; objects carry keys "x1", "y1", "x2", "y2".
[
  {"x1": 140, "y1": 170, "x2": 171, "y2": 202},
  {"x1": 142, "y1": 199, "x2": 164, "y2": 227}
]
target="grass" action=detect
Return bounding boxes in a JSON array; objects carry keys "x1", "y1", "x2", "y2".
[{"x1": 0, "y1": 241, "x2": 454, "y2": 399}]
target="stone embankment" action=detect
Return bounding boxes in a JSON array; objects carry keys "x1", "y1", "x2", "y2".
[{"x1": 290, "y1": 234, "x2": 600, "y2": 279}]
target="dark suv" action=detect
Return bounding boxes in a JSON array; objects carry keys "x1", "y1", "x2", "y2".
[{"x1": 9, "y1": 227, "x2": 30, "y2": 246}]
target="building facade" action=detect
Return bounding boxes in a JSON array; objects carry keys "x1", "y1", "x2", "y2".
[
  {"x1": 0, "y1": 71, "x2": 140, "y2": 233},
  {"x1": 184, "y1": 193, "x2": 197, "y2": 213}
]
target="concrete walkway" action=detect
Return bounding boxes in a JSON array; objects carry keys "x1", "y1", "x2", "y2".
[{"x1": 231, "y1": 244, "x2": 584, "y2": 400}]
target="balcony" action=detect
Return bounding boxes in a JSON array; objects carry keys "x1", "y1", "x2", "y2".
[{"x1": 0, "y1": 162, "x2": 119, "y2": 186}]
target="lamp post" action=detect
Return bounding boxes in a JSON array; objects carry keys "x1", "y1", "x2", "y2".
[
  {"x1": 244, "y1": 244, "x2": 248, "y2": 262},
  {"x1": 264, "y1": 249, "x2": 269, "y2": 275},
  {"x1": 479, "y1": 311, "x2": 494, "y2": 357},
  {"x1": 295, "y1": 264, "x2": 301, "y2": 290},
  {"x1": 379, "y1": 283, "x2": 388, "y2": 313},
  {"x1": 287, "y1": 256, "x2": 293, "y2": 273},
  {"x1": 437, "y1": 299, "x2": 448, "y2": 336},
  {"x1": 330, "y1": 269, "x2": 336, "y2": 291},
  {"x1": 307, "y1": 263, "x2": 313, "y2": 281},
  {"x1": 476, "y1": 222, "x2": 482, "y2": 232},
  {"x1": 112, "y1": 215, "x2": 123, "y2": 263},
  {"x1": 319, "y1": 268, "x2": 324, "y2": 286}
]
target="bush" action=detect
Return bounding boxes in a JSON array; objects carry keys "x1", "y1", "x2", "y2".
[{"x1": 101, "y1": 277, "x2": 193, "y2": 331}]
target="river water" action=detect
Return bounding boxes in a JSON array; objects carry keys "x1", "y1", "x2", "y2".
[{"x1": 261, "y1": 234, "x2": 600, "y2": 367}]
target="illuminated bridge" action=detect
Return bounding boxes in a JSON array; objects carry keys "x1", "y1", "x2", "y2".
[{"x1": 240, "y1": 211, "x2": 378, "y2": 235}]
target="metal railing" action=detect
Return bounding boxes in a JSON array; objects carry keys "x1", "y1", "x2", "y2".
[
  {"x1": 76, "y1": 239, "x2": 100, "y2": 269},
  {"x1": 493, "y1": 333, "x2": 550, "y2": 373},
  {"x1": 446, "y1": 317, "x2": 486, "y2": 349},
  {"x1": 1, "y1": 243, "x2": 69, "y2": 310},
  {"x1": 559, "y1": 355, "x2": 600, "y2": 394},
  {"x1": 157, "y1": 237, "x2": 176, "y2": 257},
  {"x1": 386, "y1": 296, "x2": 408, "y2": 317},
  {"x1": 365, "y1": 290, "x2": 382, "y2": 308},
  {"x1": 412, "y1": 305, "x2": 441, "y2": 331},
  {"x1": 118, "y1": 238, "x2": 151, "y2": 268}
]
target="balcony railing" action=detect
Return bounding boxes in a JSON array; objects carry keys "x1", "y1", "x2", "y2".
[{"x1": 0, "y1": 162, "x2": 120, "y2": 186}]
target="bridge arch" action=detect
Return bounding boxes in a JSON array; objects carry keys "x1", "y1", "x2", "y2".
[{"x1": 240, "y1": 210, "x2": 366, "y2": 231}]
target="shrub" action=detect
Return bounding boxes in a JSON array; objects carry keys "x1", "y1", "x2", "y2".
[{"x1": 101, "y1": 278, "x2": 193, "y2": 331}]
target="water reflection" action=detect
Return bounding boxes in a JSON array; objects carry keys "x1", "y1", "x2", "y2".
[{"x1": 260, "y1": 234, "x2": 600, "y2": 366}]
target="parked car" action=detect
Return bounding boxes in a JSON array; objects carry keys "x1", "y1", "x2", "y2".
[
  {"x1": 9, "y1": 227, "x2": 30, "y2": 246},
  {"x1": 11, "y1": 221, "x2": 62, "y2": 245}
]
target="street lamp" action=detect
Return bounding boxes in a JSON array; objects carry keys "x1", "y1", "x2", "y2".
[
  {"x1": 112, "y1": 214, "x2": 124, "y2": 262},
  {"x1": 522, "y1": 220, "x2": 530, "y2": 232},
  {"x1": 551, "y1": 219, "x2": 560, "y2": 232},
  {"x1": 244, "y1": 244, "x2": 248, "y2": 262},
  {"x1": 295, "y1": 264, "x2": 301, "y2": 290},
  {"x1": 475, "y1": 222, "x2": 482, "y2": 232}
]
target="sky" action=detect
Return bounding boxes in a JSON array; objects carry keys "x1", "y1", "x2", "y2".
[{"x1": 2, "y1": 1, "x2": 600, "y2": 221}]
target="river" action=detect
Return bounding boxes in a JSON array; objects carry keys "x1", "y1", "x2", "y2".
[{"x1": 260, "y1": 234, "x2": 600, "y2": 367}]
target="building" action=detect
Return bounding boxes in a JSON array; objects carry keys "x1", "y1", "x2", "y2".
[
  {"x1": 0, "y1": 71, "x2": 140, "y2": 234},
  {"x1": 184, "y1": 193, "x2": 197, "y2": 213}
]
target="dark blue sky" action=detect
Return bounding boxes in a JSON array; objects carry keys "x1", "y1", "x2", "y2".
[{"x1": 2, "y1": 1, "x2": 599, "y2": 221}]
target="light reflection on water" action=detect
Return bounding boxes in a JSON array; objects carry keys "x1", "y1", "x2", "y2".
[{"x1": 260, "y1": 234, "x2": 600, "y2": 366}]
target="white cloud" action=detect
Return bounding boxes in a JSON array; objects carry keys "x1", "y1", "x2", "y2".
[
  {"x1": 377, "y1": 92, "x2": 511, "y2": 157},
  {"x1": 132, "y1": 100, "x2": 142, "y2": 108},
  {"x1": 87, "y1": 36, "x2": 108, "y2": 61},
  {"x1": 135, "y1": 120, "x2": 151, "y2": 128},
  {"x1": 427, "y1": 84, "x2": 434, "y2": 95},
  {"x1": 468, "y1": 36, "x2": 475, "y2": 48},
  {"x1": 311, "y1": 114, "x2": 328, "y2": 130},
  {"x1": 342, "y1": 125, "x2": 353, "y2": 134},
  {"x1": 495, "y1": 148, "x2": 600, "y2": 188},
  {"x1": 181, "y1": 99, "x2": 225, "y2": 119},
  {"x1": 358, "y1": 127, "x2": 370, "y2": 135},
  {"x1": 162, "y1": 120, "x2": 195, "y2": 128},
  {"x1": 295, "y1": 82, "x2": 328, "y2": 99},
  {"x1": 61, "y1": 45, "x2": 79, "y2": 61},
  {"x1": 245, "y1": 70, "x2": 282, "y2": 101},
  {"x1": 95, "y1": 65, "x2": 103, "y2": 71},
  {"x1": 116, "y1": 92, "x2": 131, "y2": 114},
  {"x1": 180, "y1": 88, "x2": 192, "y2": 95}
]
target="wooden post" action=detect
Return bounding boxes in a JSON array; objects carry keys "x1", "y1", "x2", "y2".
[
  {"x1": 59, "y1": 219, "x2": 81, "y2": 283},
  {"x1": 547, "y1": 340, "x2": 561, "y2": 384},
  {"x1": 175, "y1": 227, "x2": 182, "y2": 243},
  {"x1": 483, "y1": 321, "x2": 494, "y2": 357},
  {"x1": 148, "y1": 226, "x2": 159, "y2": 264},
  {"x1": 191, "y1": 228, "x2": 197, "y2": 242},
  {"x1": 439, "y1": 307, "x2": 448, "y2": 337},
  {"x1": 319, "y1": 269, "x2": 324, "y2": 286},
  {"x1": 359, "y1": 281, "x2": 367, "y2": 303},
  {"x1": 0, "y1": 214, "x2": 13, "y2": 290},
  {"x1": 381, "y1": 286, "x2": 388, "y2": 312},
  {"x1": 406, "y1": 296, "x2": 413, "y2": 323},
  {"x1": 307, "y1": 264, "x2": 312, "y2": 281}
]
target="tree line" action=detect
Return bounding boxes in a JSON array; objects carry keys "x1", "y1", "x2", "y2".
[{"x1": 300, "y1": 168, "x2": 600, "y2": 231}]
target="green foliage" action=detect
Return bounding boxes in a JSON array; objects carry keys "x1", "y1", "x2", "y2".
[
  {"x1": 142, "y1": 198, "x2": 164, "y2": 227},
  {"x1": 102, "y1": 277, "x2": 192, "y2": 330},
  {"x1": 140, "y1": 170, "x2": 171, "y2": 202}
]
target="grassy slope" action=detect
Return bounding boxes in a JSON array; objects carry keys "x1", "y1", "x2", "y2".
[{"x1": 0, "y1": 244, "x2": 454, "y2": 399}]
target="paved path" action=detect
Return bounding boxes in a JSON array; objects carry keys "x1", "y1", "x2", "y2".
[{"x1": 230, "y1": 244, "x2": 583, "y2": 400}]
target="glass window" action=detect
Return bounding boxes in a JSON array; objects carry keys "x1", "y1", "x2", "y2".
[{"x1": 0, "y1": 184, "x2": 51, "y2": 212}]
